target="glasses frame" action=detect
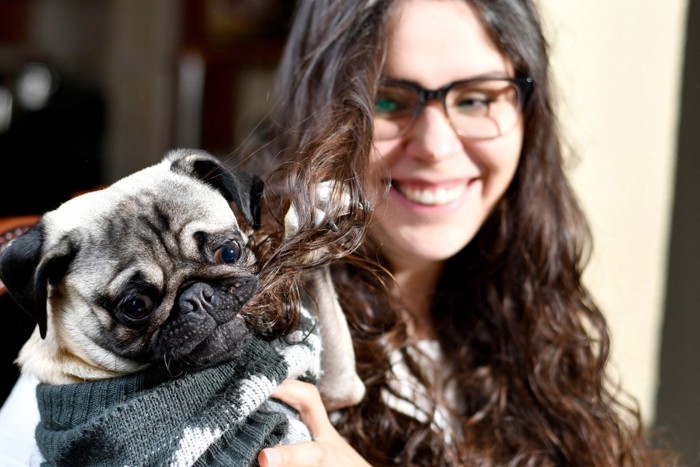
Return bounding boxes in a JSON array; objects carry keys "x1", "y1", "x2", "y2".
[{"x1": 375, "y1": 76, "x2": 534, "y2": 140}]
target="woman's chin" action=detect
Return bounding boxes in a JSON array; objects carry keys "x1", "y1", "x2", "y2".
[
  {"x1": 371, "y1": 190, "x2": 483, "y2": 263},
  {"x1": 373, "y1": 222, "x2": 477, "y2": 268}
]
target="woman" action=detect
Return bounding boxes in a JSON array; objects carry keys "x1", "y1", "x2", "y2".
[{"x1": 249, "y1": 0, "x2": 676, "y2": 465}]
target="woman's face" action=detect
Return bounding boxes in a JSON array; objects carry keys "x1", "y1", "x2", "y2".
[{"x1": 370, "y1": 0, "x2": 523, "y2": 274}]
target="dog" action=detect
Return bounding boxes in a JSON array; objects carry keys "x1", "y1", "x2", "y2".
[{"x1": 0, "y1": 149, "x2": 364, "y2": 465}]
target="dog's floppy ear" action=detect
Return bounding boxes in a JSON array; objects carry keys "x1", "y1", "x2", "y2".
[
  {"x1": 0, "y1": 222, "x2": 77, "y2": 339},
  {"x1": 167, "y1": 149, "x2": 264, "y2": 229}
]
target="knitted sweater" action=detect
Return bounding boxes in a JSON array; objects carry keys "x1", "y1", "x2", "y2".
[{"x1": 34, "y1": 314, "x2": 321, "y2": 467}]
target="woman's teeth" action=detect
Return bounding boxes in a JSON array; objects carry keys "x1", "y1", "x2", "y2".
[{"x1": 395, "y1": 183, "x2": 465, "y2": 205}]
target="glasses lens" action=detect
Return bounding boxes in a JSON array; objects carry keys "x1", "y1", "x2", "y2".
[
  {"x1": 446, "y1": 79, "x2": 522, "y2": 139},
  {"x1": 373, "y1": 83, "x2": 419, "y2": 140}
]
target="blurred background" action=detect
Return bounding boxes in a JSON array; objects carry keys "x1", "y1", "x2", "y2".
[{"x1": 0, "y1": 0, "x2": 697, "y2": 462}]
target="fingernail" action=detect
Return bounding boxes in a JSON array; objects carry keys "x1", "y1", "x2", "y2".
[{"x1": 261, "y1": 448, "x2": 281, "y2": 467}]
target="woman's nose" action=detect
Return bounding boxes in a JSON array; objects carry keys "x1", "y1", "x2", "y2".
[{"x1": 404, "y1": 103, "x2": 462, "y2": 162}]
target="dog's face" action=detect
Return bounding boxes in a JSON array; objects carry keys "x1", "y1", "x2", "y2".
[{"x1": 0, "y1": 149, "x2": 265, "y2": 383}]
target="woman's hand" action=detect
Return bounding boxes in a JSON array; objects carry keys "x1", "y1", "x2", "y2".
[{"x1": 258, "y1": 379, "x2": 371, "y2": 467}]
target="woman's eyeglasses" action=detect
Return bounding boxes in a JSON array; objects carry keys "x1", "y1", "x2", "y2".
[{"x1": 373, "y1": 76, "x2": 533, "y2": 141}]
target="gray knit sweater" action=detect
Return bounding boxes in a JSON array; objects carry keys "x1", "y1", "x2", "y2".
[{"x1": 34, "y1": 315, "x2": 320, "y2": 466}]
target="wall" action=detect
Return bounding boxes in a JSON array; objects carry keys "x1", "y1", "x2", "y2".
[
  {"x1": 102, "y1": 0, "x2": 181, "y2": 180},
  {"x1": 655, "y1": 1, "x2": 700, "y2": 462},
  {"x1": 538, "y1": 0, "x2": 691, "y2": 457},
  {"x1": 27, "y1": 0, "x2": 181, "y2": 183}
]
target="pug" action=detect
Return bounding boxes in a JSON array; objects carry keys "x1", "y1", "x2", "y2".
[
  {"x1": 0, "y1": 149, "x2": 364, "y2": 465},
  {"x1": 0, "y1": 149, "x2": 269, "y2": 383}
]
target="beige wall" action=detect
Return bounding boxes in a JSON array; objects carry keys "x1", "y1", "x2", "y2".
[{"x1": 537, "y1": 1, "x2": 688, "y2": 426}]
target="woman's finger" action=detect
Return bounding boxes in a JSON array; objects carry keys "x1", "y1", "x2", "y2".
[
  {"x1": 271, "y1": 379, "x2": 332, "y2": 437},
  {"x1": 259, "y1": 441, "x2": 331, "y2": 467}
]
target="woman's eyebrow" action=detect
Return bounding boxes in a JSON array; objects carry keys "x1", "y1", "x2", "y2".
[{"x1": 379, "y1": 70, "x2": 513, "y2": 83}]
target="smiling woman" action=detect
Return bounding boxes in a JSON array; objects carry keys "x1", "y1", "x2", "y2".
[{"x1": 242, "y1": 0, "x2": 677, "y2": 465}]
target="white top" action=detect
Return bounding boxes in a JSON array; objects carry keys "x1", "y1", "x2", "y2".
[
  {"x1": 0, "y1": 373, "x2": 43, "y2": 466},
  {"x1": 382, "y1": 340, "x2": 455, "y2": 440}
]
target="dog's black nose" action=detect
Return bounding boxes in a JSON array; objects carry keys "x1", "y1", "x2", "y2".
[
  {"x1": 178, "y1": 282, "x2": 217, "y2": 315},
  {"x1": 177, "y1": 276, "x2": 258, "y2": 322}
]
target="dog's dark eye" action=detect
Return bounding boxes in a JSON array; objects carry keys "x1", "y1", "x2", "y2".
[
  {"x1": 214, "y1": 241, "x2": 241, "y2": 264},
  {"x1": 120, "y1": 294, "x2": 154, "y2": 320}
]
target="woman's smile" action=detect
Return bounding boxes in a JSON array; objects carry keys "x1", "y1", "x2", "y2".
[{"x1": 390, "y1": 179, "x2": 468, "y2": 206}]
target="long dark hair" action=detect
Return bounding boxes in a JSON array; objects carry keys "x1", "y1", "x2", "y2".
[{"x1": 241, "y1": 0, "x2": 676, "y2": 464}]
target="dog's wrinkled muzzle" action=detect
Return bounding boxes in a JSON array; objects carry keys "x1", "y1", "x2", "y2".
[{"x1": 151, "y1": 275, "x2": 259, "y2": 374}]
